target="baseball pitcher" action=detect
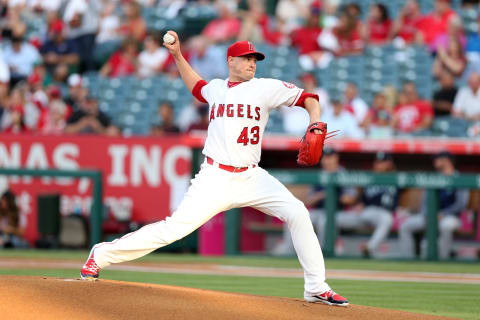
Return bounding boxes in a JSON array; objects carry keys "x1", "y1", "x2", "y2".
[{"x1": 80, "y1": 31, "x2": 348, "y2": 306}]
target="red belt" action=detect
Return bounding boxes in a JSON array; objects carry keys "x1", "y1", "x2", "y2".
[{"x1": 206, "y1": 156, "x2": 255, "y2": 173}]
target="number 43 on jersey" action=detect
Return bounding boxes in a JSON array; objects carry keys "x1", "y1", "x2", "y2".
[{"x1": 237, "y1": 126, "x2": 259, "y2": 145}]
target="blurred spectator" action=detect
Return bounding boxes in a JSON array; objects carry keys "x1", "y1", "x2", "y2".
[
  {"x1": 96, "y1": 1, "x2": 121, "y2": 44},
  {"x1": 465, "y1": 16, "x2": 480, "y2": 77},
  {"x1": 344, "y1": 3, "x2": 362, "y2": 21},
  {"x1": 238, "y1": 0, "x2": 288, "y2": 45},
  {"x1": 100, "y1": 38, "x2": 138, "y2": 78},
  {"x1": 27, "y1": 70, "x2": 48, "y2": 114},
  {"x1": 362, "y1": 92, "x2": 394, "y2": 138},
  {"x1": 177, "y1": 98, "x2": 208, "y2": 132},
  {"x1": 40, "y1": 19, "x2": 80, "y2": 73},
  {"x1": 283, "y1": 73, "x2": 330, "y2": 136},
  {"x1": 28, "y1": 0, "x2": 62, "y2": 13},
  {"x1": 416, "y1": 0, "x2": 457, "y2": 49},
  {"x1": 431, "y1": 15, "x2": 466, "y2": 52},
  {"x1": 392, "y1": 82, "x2": 434, "y2": 134},
  {"x1": 189, "y1": 36, "x2": 228, "y2": 81},
  {"x1": 0, "y1": 49, "x2": 10, "y2": 105},
  {"x1": 63, "y1": 0, "x2": 100, "y2": 71},
  {"x1": 343, "y1": 83, "x2": 368, "y2": 124},
  {"x1": 272, "y1": 147, "x2": 359, "y2": 255},
  {"x1": 275, "y1": 0, "x2": 310, "y2": 34},
  {"x1": 330, "y1": 11, "x2": 364, "y2": 56},
  {"x1": 2, "y1": 33, "x2": 41, "y2": 86},
  {"x1": 2, "y1": 105, "x2": 29, "y2": 134},
  {"x1": 202, "y1": 1, "x2": 241, "y2": 43},
  {"x1": 40, "y1": 99, "x2": 68, "y2": 135},
  {"x1": 461, "y1": 0, "x2": 480, "y2": 8},
  {"x1": 365, "y1": 3, "x2": 392, "y2": 45},
  {"x1": 321, "y1": 0, "x2": 340, "y2": 29},
  {"x1": 432, "y1": 37, "x2": 467, "y2": 79},
  {"x1": 291, "y1": 9, "x2": 327, "y2": 70},
  {"x1": 137, "y1": 33, "x2": 169, "y2": 78},
  {"x1": 391, "y1": 0, "x2": 422, "y2": 46},
  {"x1": 340, "y1": 152, "x2": 398, "y2": 258},
  {"x1": 151, "y1": 101, "x2": 180, "y2": 136},
  {"x1": 93, "y1": 1, "x2": 122, "y2": 69},
  {"x1": 0, "y1": 4, "x2": 27, "y2": 41},
  {"x1": 0, "y1": 190, "x2": 27, "y2": 248},
  {"x1": 49, "y1": 63, "x2": 70, "y2": 95},
  {"x1": 453, "y1": 72, "x2": 480, "y2": 121},
  {"x1": 37, "y1": 85, "x2": 71, "y2": 133},
  {"x1": 65, "y1": 95, "x2": 118, "y2": 135},
  {"x1": 321, "y1": 99, "x2": 365, "y2": 138},
  {"x1": 1, "y1": 85, "x2": 39, "y2": 131},
  {"x1": 187, "y1": 105, "x2": 210, "y2": 133},
  {"x1": 399, "y1": 152, "x2": 469, "y2": 259},
  {"x1": 432, "y1": 70, "x2": 458, "y2": 116},
  {"x1": 64, "y1": 73, "x2": 88, "y2": 111},
  {"x1": 117, "y1": 1, "x2": 147, "y2": 42}
]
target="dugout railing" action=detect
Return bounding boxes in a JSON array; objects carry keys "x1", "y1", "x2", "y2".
[
  {"x1": 224, "y1": 170, "x2": 480, "y2": 260},
  {"x1": 0, "y1": 168, "x2": 103, "y2": 248}
]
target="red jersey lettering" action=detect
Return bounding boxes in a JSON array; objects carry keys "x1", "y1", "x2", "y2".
[
  {"x1": 217, "y1": 104, "x2": 225, "y2": 117},
  {"x1": 238, "y1": 104, "x2": 244, "y2": 117},
  {"x1": 227, "y1": 104, "x2": 234, "y2": 117},
  {"x1": 209, "y1": 105, "x2": 215, "y2": 121},
  {"x1": 254, "y1": 107, "x2": 260, "y2": 120}
]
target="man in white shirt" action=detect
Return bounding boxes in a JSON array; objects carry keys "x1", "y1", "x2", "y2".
[
  {"x1": 137, "y1": 33, "x2": 169, "y2": 78},
  {"x1": 0, "y1": 50, "x2": 10, "y2": 105},
  {"x1": 3, "y1": 35, "x2": 41, "y2": 84},
  {"x1": 342, "y1": 82, "x2": 369, "y2": 125},
  {"x1": 453, "y1": 72, "x2": 480, "y2": 121},
  {"x1": 321, "y1": 99, "x2": 365, "y2": 138}
]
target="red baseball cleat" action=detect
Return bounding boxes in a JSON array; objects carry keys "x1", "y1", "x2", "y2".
[
  {"x1": 80, "y1": 247, "x2": 101, "y2": 280},
  {"x1": 305, "y1": 289, "x2": 349, "y2": 306}
]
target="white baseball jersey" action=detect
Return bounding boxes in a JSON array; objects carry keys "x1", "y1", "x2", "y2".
[{"x1": 200, "y1": 78, "x2": 303, "y2": 167}]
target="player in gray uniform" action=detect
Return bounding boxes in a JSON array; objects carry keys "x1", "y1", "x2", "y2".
[
  {"x1": 399, "y1": 151, "x2": 469, "y2": 259},
  {"x1": 314, "y1": 152, "x2": 397, "y2": 258}
]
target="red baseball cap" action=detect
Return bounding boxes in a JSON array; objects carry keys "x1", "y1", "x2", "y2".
[
  {"x1": 227, "y1": 41, "x2": 265, "y2": 61},
  {"x1": 50, "y1": 19, "x2": 64, "y2": 34},
  {"x1": 47, "y1": 85, "x2": 61, "y2": 98}
]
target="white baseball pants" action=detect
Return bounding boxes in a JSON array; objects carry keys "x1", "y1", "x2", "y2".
[
  {"x1": 93, "y1": 162, "x2": 331, "y2": 295},
  {"x1": 398, "y1": 213, "x2": 461, "y2": 259}
]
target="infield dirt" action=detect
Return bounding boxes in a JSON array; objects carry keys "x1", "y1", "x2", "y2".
[{"x1": 1, "y1": 276, "x2": 456, "y2": 320}]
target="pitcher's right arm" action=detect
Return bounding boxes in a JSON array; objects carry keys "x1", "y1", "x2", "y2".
[{"x1": 163, "y1": 30, "x2": 203, "y2": 92}]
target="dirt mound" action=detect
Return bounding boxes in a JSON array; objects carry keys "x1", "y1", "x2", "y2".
[{"x1": 0, "y1": 276, "x2": 452, "y2": 320}]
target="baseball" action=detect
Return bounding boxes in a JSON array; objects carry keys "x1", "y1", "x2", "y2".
[{"x1": 163, "y1": 33, "x2": 175, "y2": 45}]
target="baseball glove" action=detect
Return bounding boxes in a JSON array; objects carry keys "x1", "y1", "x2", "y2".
[{"x1": 297, "y1": 122, "x2": 338, "y2": 166}]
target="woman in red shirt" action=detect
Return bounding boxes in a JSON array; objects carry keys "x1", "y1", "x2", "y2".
[
  {"x1": 365, "y1": 3, "x2": 392, "y2": 45},
  {"x1": 433, "y1": 37, "x2": 467, "y2": 79},
  {"x1": 3, "y1": 106, "x2": 30, "y2": 134},
  {"x1": 332, "y1": 12, "x2": 364, "y2": 56},
  {"x1": 117, "y1": 1, "x2": 147, "y2": 42},
  {"x1": 100, "y1": 38, "x2": 138, "y2": 78},
  {"x1": 391, "y1": 0, "x2": 422, "y2": 45}
]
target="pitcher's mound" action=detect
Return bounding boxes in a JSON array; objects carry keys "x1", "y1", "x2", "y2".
[{"x1": 0, "y1": 276, "x2": 451, "y2": 320}]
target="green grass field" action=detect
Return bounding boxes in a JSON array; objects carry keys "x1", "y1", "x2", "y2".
[{"x1": 1, "y1": 250, "x2": 479, "y2": 319}]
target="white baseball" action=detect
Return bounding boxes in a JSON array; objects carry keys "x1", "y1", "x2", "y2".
[{"x1": 163, "y1": 33, "x2": 175, "y2": 45}]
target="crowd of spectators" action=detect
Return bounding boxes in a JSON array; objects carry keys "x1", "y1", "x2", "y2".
[{"x1": 0, "y1": 0, "x2": 480, "y2": 138}]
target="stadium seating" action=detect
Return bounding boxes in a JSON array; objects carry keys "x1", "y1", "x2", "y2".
[{"x1": 73, "y1": 1, "x2": 478, "y2": 136}]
